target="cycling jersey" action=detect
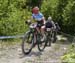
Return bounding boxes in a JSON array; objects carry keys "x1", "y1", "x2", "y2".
[
  {"x1": 45, "y1": 21, "x2": 53, "y2": 28},
  {"x1": 32, "y1": 12, "x2": 44, "y2": 28},
  {"x1": 32, "y1": 12, "x2": 44, "y2": 21},
  {"x1": 46, "y1": 20, "x2": 56, "y2": 29}
]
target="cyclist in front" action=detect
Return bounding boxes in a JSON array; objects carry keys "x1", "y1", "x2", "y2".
[{"x1": 31, "y1": 6, "x2": 46, "y2": 41}]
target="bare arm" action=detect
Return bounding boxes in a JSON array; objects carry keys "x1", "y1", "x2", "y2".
[
  {"x1": 51, "y1": 21, "x2": 56, "y2": 29},
  {"x1": 42, "y1": 17, "x2": 46, "y2": 24}
]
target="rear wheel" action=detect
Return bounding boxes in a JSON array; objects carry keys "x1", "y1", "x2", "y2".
[
  {"x1": 22, "y1": 31, "x2": 33, "y2": 55},
  {"x1": 37, "y1": 33, "x2": 46, "y2": 51}
]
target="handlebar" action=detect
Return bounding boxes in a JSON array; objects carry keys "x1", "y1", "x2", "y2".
[{"x1": 25, "y1": 20, "x2": 31, "y2": 25}]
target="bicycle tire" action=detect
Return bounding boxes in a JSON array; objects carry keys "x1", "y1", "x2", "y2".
[
  {"x1": 22, "y1": 31, "x2": 34, "y2": 55},
  {"x1": 37, "y1": 33, "x2": 46, "y2": 51},
  {"x1": 45, "y1": 31, "x2": 51, "y2": 47},
  {"x1": 52, "y1": 31, "x2": 57, "y2": 43}
]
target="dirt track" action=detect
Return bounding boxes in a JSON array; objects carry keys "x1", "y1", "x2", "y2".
[{"x1": 0, "y1": 36, "x2": 71, "y2": 63}]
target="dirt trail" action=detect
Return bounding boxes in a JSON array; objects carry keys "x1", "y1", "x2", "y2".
[{"x1": 0, "y1": 36, "x2": 70, "y2": 63}]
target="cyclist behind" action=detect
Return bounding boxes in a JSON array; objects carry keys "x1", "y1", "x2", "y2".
[
  {"x1": 31, "y1": 6, "x2": 46, "y2": 41},
  {"x1": 46, "y1": 16, "x2": 60, "y2": 31},
  {"x1": 45, "y1": 16, "x2": 56, "y2": 30}
]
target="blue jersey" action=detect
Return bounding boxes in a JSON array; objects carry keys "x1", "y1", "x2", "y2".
[{"x1": 32, "y1": 12, "x2": 44, "y2": 21}]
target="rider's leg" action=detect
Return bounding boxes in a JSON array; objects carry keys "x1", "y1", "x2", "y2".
[
  {"x1": 36, "y1": 27, "x2": 40, "y2": 33},
  {"x1": 41, "y1": 25, "x2": 46, "y2": 41},
  {"x1": 41, "y1": 25, "x2": 45, "y2": 34}
]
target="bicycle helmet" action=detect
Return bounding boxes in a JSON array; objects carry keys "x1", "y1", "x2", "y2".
[
  {"x1": 32, "y1": 6, "x2": 39, "y2": 14},
  {"x1": 48, "y1": 16, "x2": 52, "y2": 21}
]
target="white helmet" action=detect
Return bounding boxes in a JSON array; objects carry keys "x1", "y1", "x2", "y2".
[{"x1": 48, "y1": 16, "x2": 52, "y2": 20}]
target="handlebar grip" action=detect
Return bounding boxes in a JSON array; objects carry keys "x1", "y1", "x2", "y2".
[{"x1": 25, "y1": 21, "x2": 31, "y2": 25}]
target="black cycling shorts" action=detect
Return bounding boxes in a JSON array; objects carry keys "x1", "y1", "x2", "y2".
[{"x1": 37, "y1": 21, "x2": 44, "y2": 28}]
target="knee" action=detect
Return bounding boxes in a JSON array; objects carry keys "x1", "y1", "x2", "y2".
[{"x1": 41, "y1": 26, "x2": 45, "y2": 29}]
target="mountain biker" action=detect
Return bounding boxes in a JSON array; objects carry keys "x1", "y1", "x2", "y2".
[
  {"x1": 46, "y1": 16, "x2": 56, "y2": 30},
  {"x1": 31, "y1": 6, "x2": 46, "y2": 41},
  {"x1": 46, "y1": 16, "x2": 61, "y2": 31},
  {"x1": 55, "y1": 22, "x2": 61, "y2": 31}
]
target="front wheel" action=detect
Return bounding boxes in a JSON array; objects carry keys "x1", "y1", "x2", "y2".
[
  {"x1": 45, "y1": 31, "x2": 51, "y2": 47},
  {"x1": 22, "y1": 31, "x2": 34, "y2": 55},
  {"x1": 52, "y1": 31, "x2": 57, "y2": 43}
]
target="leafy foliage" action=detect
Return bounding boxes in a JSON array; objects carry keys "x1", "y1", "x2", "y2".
[
  {"x1": 0, "y1": 0, "x2": 75, "y2": 36},
  {"x1": 0, "y1": 0, "x2": 31, "y2": 36},
  {"x1": 61, "y1": 44, "x2": 75, "y2": 63},
  {"x1": 41, "y1": 0, "x2": 75, "y2": 35}
]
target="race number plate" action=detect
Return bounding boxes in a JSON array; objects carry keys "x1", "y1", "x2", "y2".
[{"x1": 46, "y1": 28, "x2": 51, "y2": 31}]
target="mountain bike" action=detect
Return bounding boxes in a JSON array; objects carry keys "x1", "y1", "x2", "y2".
[{"x1": 22, "y1": 20, "x2": 46, "y2": 55}]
